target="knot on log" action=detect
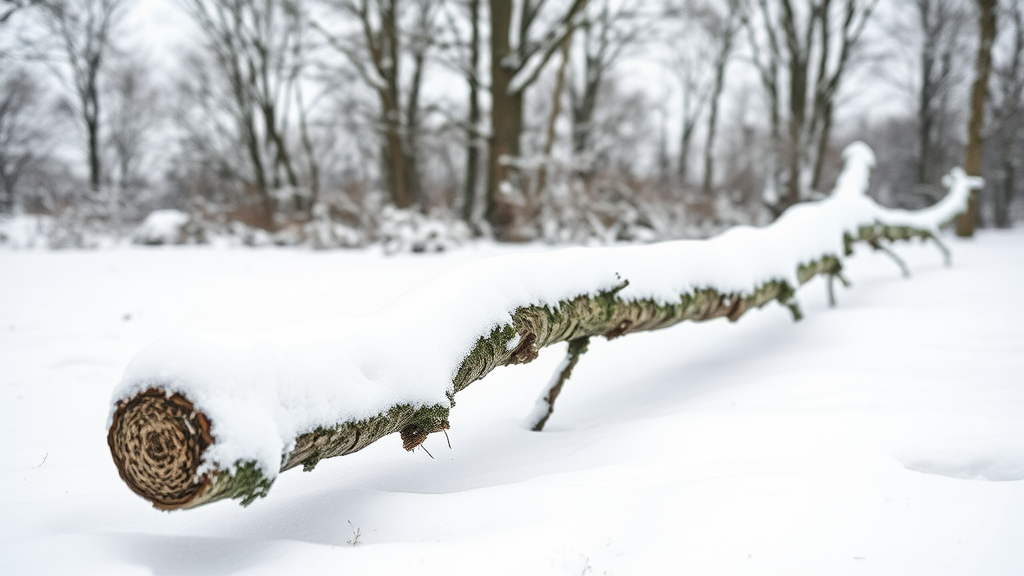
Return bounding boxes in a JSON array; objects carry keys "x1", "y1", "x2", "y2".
[
  {"x1": 604, "y1": 319, "x2": 632, "y2": 340},
  {"x1": 726, "y1": 296, "x2": 748, "y2": 322},
  {"x1": 509, "y1": 332, "x2": 539, "y2": 364},
  {"x1": 400, "y1": 419, "x2": 450, "y2": 451},
  {"x1": 107, "y1": 389, "x2": 212, "y2": 509}
]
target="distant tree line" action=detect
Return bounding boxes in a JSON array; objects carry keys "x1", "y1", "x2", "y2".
[{"x1": 1, "y1": 0, "x2": 1021, "y2": 246}]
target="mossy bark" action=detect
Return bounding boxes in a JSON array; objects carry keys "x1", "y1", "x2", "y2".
[
  {"x1": 108, "y1": 221, "x2": 957, "y2": 510},
  {"x1": 530, "y1": 337, "x2": 591, "y2": 432}
]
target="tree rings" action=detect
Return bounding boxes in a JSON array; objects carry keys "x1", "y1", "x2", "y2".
[{"x1": 107, "y1": 389, "x2": 212, "y2": 509}]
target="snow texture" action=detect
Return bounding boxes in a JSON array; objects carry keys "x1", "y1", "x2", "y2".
[
  {"x1": 1, "y1": 209, "x2": 1021, "y2": 575},
  {"x1": 109, "y1": 143, "x2": 983, "y2": 481}
]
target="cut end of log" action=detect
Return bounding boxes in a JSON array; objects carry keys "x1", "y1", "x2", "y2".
[{"x1": 107, "y1": 389, "x2": 213, "y2": 510}]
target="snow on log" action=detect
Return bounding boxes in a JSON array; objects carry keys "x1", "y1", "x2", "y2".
[{"x1": 106, "y1": 143, "x2": 983, "y2": 510}]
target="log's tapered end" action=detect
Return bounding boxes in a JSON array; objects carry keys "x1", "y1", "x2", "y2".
[{"x1": 107, "y1": 389, "x2": 213, "y2": 510}]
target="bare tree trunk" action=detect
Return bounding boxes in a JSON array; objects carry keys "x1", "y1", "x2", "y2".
[
  {"x1": 317, "y1": 0, "x2": 429, "y2": 210},
  {"x1": 914, "y1": 0, "x2": 961, "y2": 189},
  {"x1": 537, "y1": 31, "x2": 572, "y2": 198},
  {"x1": 568, "y1": 0, "x2": 644, "y2": 186},
  {"x1": 956, "y1": 0, "x2": 997, "y2": 237},
  {"x1": 702, "y1": 30, "x2": 733, "y2": 195},
  {"x1": 780, "y1": 0, "x2": 809, "y2": 207},
  {"x1": 486, "y1": 0, "x2": 587, "y2": 242},
  {"x1": 486, "y1": 0, "x2": 526, "y2": 240},
  {"x1": 402, "y1": 0, "x2": 437, "y2": 208},
  {"x1": 678, "y1": 92, "x2": 699, "y2": 186},
  {"x1": 984, "y1": 0, "x2": 1023, "y2": 229},
  {"x1": 995, "y1": 161, "x2": 1014, "y2": 228},
  {"x1": 40, "y1": 0, "x2": 128, "y2": 196},
  {"x1": 295, "y1": 81, "x2": 320, "y2": 211},
  {"x1": 918, "y1": 74, "x2": 934, "y2": 185},
  {"x1": 462, "y1": 0, "x2": 481, "y2": 222},
  {"x1": 183, "y1": 0, "x2": 311, "y2": 228},
  {"x1": 379, "y1": 0, "x2": 414, "y2": 208},
  {"x1": 0, "y1": 70, "x2": 50, "y2": 213},
  {"x1": 405, "y1": 60, "x2": 425, "y2": 205}
]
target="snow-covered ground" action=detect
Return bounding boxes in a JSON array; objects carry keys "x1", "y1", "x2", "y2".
[{"x1": 1, "y1": 231, "x2": 1022, "y2": 575}]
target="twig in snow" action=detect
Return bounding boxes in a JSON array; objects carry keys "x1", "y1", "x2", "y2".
[
  {"x1": 34, "y1": 453, "x2": 48, "y2": 468},
  {"x1": 868, "y1": 239, "x2": 910, "y2": 278},
  {"x1": 346, "y1": 521, "x2": 362, "y2": 546},
  {"x1": 826, "y1": 272, "x2": 851, "y2": 307}
]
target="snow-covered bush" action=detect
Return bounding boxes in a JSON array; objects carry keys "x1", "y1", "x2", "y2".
[
  {"x1": 0, "y1": 210, "x2": 111, "y2": 249},
  {"x1": 0, "y1": 215, "x2": 56, "y2": 248},
  {"x1": 302, "y1": 204, "x2": 366, "y2": 249},
  {"x1": 132, "y1": 210, "x2": 190, "y2": 245},
  {"x1": 376, "y1": 205, "x2": 472, "y2": 255}
]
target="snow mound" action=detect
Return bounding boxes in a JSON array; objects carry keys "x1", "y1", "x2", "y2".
[
  {"x1": 896, "y1": 439, "x2": 1024, "y2": 481},
  {"x1": 133, "y1": 210, "x2": 190, "y2": 245}
]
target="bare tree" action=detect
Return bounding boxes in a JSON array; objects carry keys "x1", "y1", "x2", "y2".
[
  {"x1": 741, "y1": 0, "x2": 877, "y2": 214},
  {"x1": 486, "y1": 0, "x2": 588, "y2": 241},
  {"x1": 911, "y1": 0, "x2": 973, "y2": 191},
  {"x1": 662, "y1": 3, "x2": 716, "y2": 189},
  {"x1": 460, "y1": 0, "x2": 482, "y2": 221},
  {"x1": 37, "y1": 0, "x2": 128, "y2": 195},
  {"x1": 168, "y1": 49, "x2": 250, "y2": 213},
  {"x1": 658, "y1": 0, "x2": 741, "y2": 195},
  {"x1": 183, "y1": 0, "x2": 310, "y2": 228},
  {"x1": 0, "y1": 0, "x2": 40, "y2": 25},
  {"x1": 956, "y1": 0, "x2": 998, "y2": 236},
  {"x1": 536, "y1": 28, "x2": 572, "y2": 198},
  {"x1": 568, "y1": 0, "x2": 645, "y2": 183},
  {"x1": 104, "y1": 58, "x2": 160, "y2": 227},
  {"x1": 315, "y1": 0, "x2": 440, "y2": 210},
  {"x1": 431, "y1": 0, "x2": 488, "y2": 222},
  {"x1": 694, "y1": 0, "x2": 743, "y2": 195},
  {"x1": 983, "y1": 0, "x2": 1023, "y2": 228},
  {"x1": 0, "y1": 68, "x2": 55, "y2": 213}
]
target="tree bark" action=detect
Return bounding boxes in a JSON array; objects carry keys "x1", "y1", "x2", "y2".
[
  {"x1": 462, "y1": 0, "x2": 482, "y2": 222},
  {"x1": 486, "y1": 0, "x2": 528, "y2": 240},
  {"x1": 956, "y1": 0, "x2": 997, "y2": 237},
  {"x1": 486, "y1": 0, "x2": 587, "y2": 242}
]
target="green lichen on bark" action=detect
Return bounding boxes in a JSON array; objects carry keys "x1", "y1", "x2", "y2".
[
  {"x1": 453, "y1": 277, "x2": 803, "y2": 401},
  {"x1": 283, "y1": 402, "x2": 452, "y2": 473},
  {"x1": 197, "y1": 461, "x2": 275, "y2": 508}
]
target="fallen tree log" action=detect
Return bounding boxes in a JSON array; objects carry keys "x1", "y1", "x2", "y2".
[{"x1": 107, "y1": 143, "x2": 983, "y2": 510}]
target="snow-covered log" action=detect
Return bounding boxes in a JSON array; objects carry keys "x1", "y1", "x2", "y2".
[{"x1": 106, "y1": 143, "x2": 983, "y2": 510}]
